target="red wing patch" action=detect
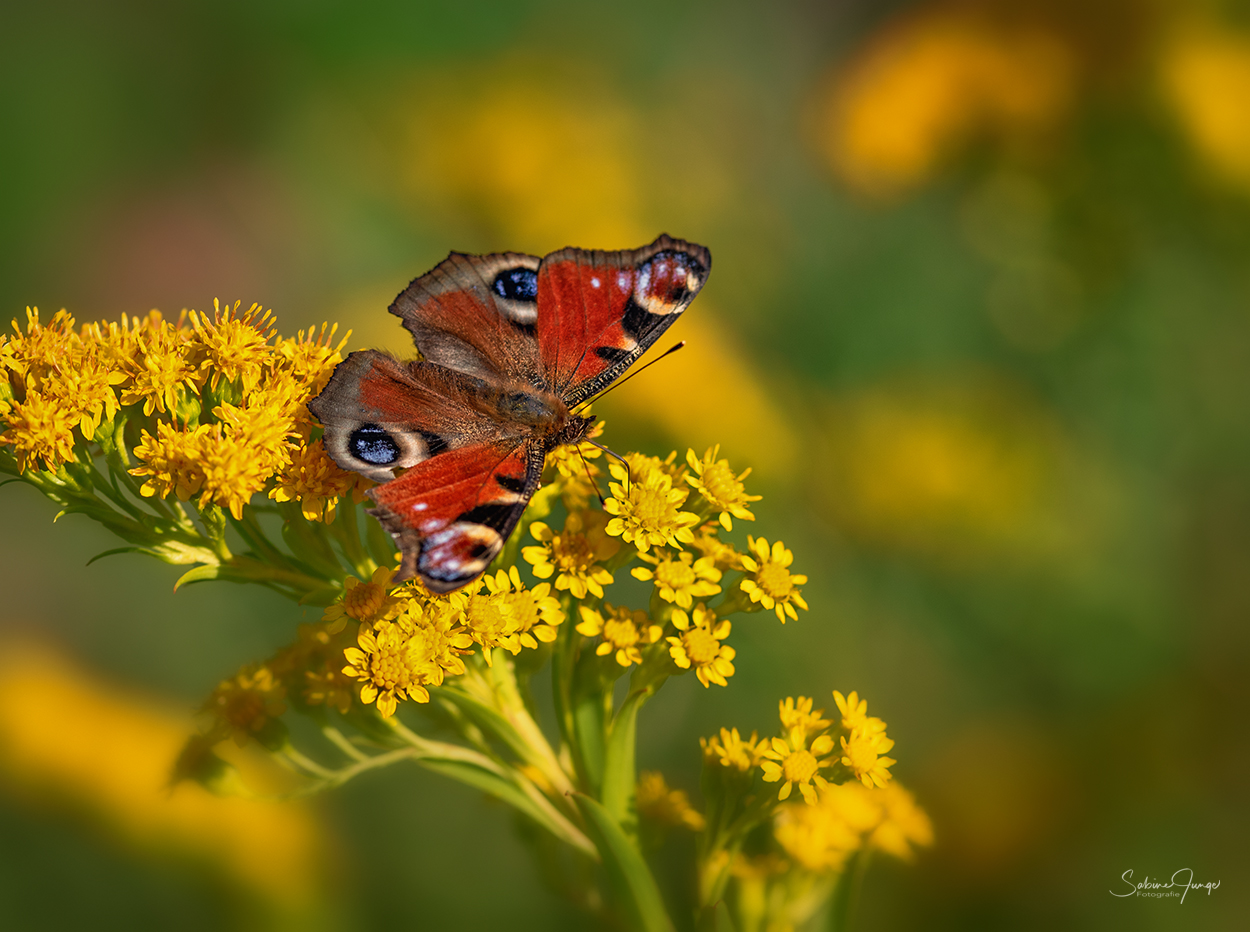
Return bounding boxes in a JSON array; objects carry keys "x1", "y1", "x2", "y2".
[
  {"x1": 536, "y1": 234, "x2": 710, "y2": 405},
  {"x1": 368, "y1": 440, "x2": 544, "y2": 592}
]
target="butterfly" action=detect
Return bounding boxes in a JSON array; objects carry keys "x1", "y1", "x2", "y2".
[{"x1": 309, "y1": 234, "x2": 712, "y2": 593}]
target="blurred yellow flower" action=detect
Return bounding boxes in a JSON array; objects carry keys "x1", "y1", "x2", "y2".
[
  {"x1": 203, "y1": 664, "x2": 287, "y2": 747},
  {"x1": 0, "y1": 642, "x2": 326, "y2": 908},
  {"x1": 399, "y1": 62, "x2": 646, "y2": 250},
  {"x1": 774, "y1": 780, "x2": 932, "y2": 872},
  {"x1": 576, "y1": 602, "x2": 663, "y2": 668},
  {"x1": 819, "y1": 378, "x2": 1060, "y2": 560},
  {"x1": 637, "y1": 770, "x2": 706, "y2": 831},
  {"x1": 778, "y1": 696, "x2": 832, "y2": 748},
  {"x1": 688, "y1": 522, "x2": 743, "y2": 573},
  {"x1": 824, "y1": 11, "x2": 1074, "y2": 196},
  {"x1": 1162, "y1": 26, "x2": 1250, "y2": 191},
  {"x1": 701, "y1": 727, "x2": 764, "y2": 772},
  {"x1": 600, "y1": 314, "x2": 799, "y2": 483}
]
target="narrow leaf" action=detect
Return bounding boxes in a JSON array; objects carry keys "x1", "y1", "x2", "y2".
[
  {"x1": 574, "y1": 793, "x2": 675, "y2": 932},
  {"x1": 174, "y1": 563, "x2": 221, "y2": 590},
  {"x1": 601, "y1": 688, "x2": 649, "y2": 830}
]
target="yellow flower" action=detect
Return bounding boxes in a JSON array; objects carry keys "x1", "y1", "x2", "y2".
[
  {"x1": 632, "y1": 549, "x2": 721, "y2": 609},
  {"x1": 0, "y1": 389, "x2": 79, "y2": 472},
  {"x1": 778, "y1": 696, "x2": 832, "y2": 748},
  {"x1": 636, "y1": 771, "x2": 706, "y2": 831},
  {"x1": 203, "y1": 665, "x2": 287, "y2": 746},
  {"x1": 321, "y1": 566, "x2": 403, "y2": 631},
  {"x1": 575, "y1": 602, "x2": 662, "y2": 667},
  {"x1": 194, "y1": 422, "x2": 283, "y2": 520},
  {"x1": 603, "y1": 457, "x2": 699, "y2": 554},
  {"x1": 41, "y1": 350, "x2": 124, "y2": 440},
  {"x1": 275, "y1": 322, "x2": 349, "y2": 396},
  {"x1": 840, "y1": 725, "x2": 897, "y2": 789},
  {"x1": 685, "y1": 445, "x2": 761, "y2": 530},
  {"x1": 522, "y1": 510, "x2": 618, "y2": 598},
  {"x1": 666, "y1": 606, "x2": 735, "y2": 687},
  {"x1": 117, "y1": 312, "x2": 198, "y2": 416},
  {"x1": 2, "y1": 307, "x2": 78, "y2": 384},
  {"x1": 832, "y1": 689, "x2": 887, "y2": 735},
  {"x1": 760, "y1": 733, "x2": 836, "y2": 804},
  {"x1": 688, "y1": 522, "x2": 744, "y2": 572},
  {"x1": 739, "y1": 536, "x2": 809, "y2": 622},
  {"x1": 700, "y1": 727, "x2": 764, "y2": 772},
  {"x1": 190, "y1": 300, "x2": 277, "y2": 393},
  {"x1": 342, "y1": 619, "x2": 419, "y2": 717},
  {"x1": 465, "y1": 566, "x2": 564, "y2": 658},
  {"x1": 270, "y1": 439, "x2": 361, "y2": 522},
  {"x1": 130, "y1": 421, "x2": 209, "y2": 501},
  {"x1": 341, "y1": 602, "x2": 472, "y2": 716}
]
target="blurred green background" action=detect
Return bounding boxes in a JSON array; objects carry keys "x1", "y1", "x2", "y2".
[{"x1": 2, "y1": 0, "x2": 1248, "y2": 929}]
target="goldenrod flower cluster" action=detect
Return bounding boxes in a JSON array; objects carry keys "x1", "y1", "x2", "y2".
[{"x1": 3, "y1": 308, "x2": 927, "y2": 930}]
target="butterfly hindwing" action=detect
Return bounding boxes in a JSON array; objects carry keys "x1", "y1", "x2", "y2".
[
  {"x1": 390, "y1": 251, "x2": 545, "y2": 384},
  {"x1": 368, "y1": 441, "x2": 545, "y2": 592},
  {"x1": 535, "y1": 234, "x2": 711, "y2": 405}
]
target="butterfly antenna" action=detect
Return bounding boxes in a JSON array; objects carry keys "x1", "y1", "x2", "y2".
[
  {"x1": 576, "y1": 446, "x2": 607, "y2": 507},
  {"x1": 588, "y1": 441, "x2": 634, "y2": 493},
  {"x1": 572, "y1": 341, "x2": 686, "y2": 414}
]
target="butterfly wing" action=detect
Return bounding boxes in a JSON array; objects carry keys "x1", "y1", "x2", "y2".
[
  {"x1": 309, "y1": 349, "x2": 542, "y2": 590},
  {"x1": 389, "y1": 250, "x2": 545, "y2": 383},
  {"x1": 369, "y1": 440, "x2": 545, "y2": 592},
  {"x1": 310, "y1": 350, "x2": 513, "y2": 482},
  {"x1": 535, "y1": 234, "x2": 711, "y2": 406}
]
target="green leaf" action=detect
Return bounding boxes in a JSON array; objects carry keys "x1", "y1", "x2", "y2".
[
  {"x1": 86, "y1": 546, "x2": 147, "y2": 566},
  {"x1": 174, "y1": 563, "x2": 222, "y2": 589},
  {"x1": 574, "y1": 793, "x2": 675, "y2": 932},
  {"x1": 601, "y1": 687, "x2": 648, "y2": 831}
]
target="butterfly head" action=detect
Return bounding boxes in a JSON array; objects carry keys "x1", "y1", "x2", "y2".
[{"x1": 547, "y1": 412, "x2": 597, "y2": 453}]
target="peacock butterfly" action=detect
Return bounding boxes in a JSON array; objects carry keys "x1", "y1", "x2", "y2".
[{"x1": 309, "y1": 234, "x2": 711, "y2": 593}]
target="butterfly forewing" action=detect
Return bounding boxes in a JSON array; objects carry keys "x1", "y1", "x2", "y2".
[
  {"x1": 536, "y1": 234, "x2": 711, "y2": 405},
  {"x1": 389, "y1": 251, "x2": 545, "y2": 384}
]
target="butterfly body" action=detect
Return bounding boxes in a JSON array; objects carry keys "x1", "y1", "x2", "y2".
[{"x1": 310, "y1": 234, "x2": 710, "y2": 593}]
